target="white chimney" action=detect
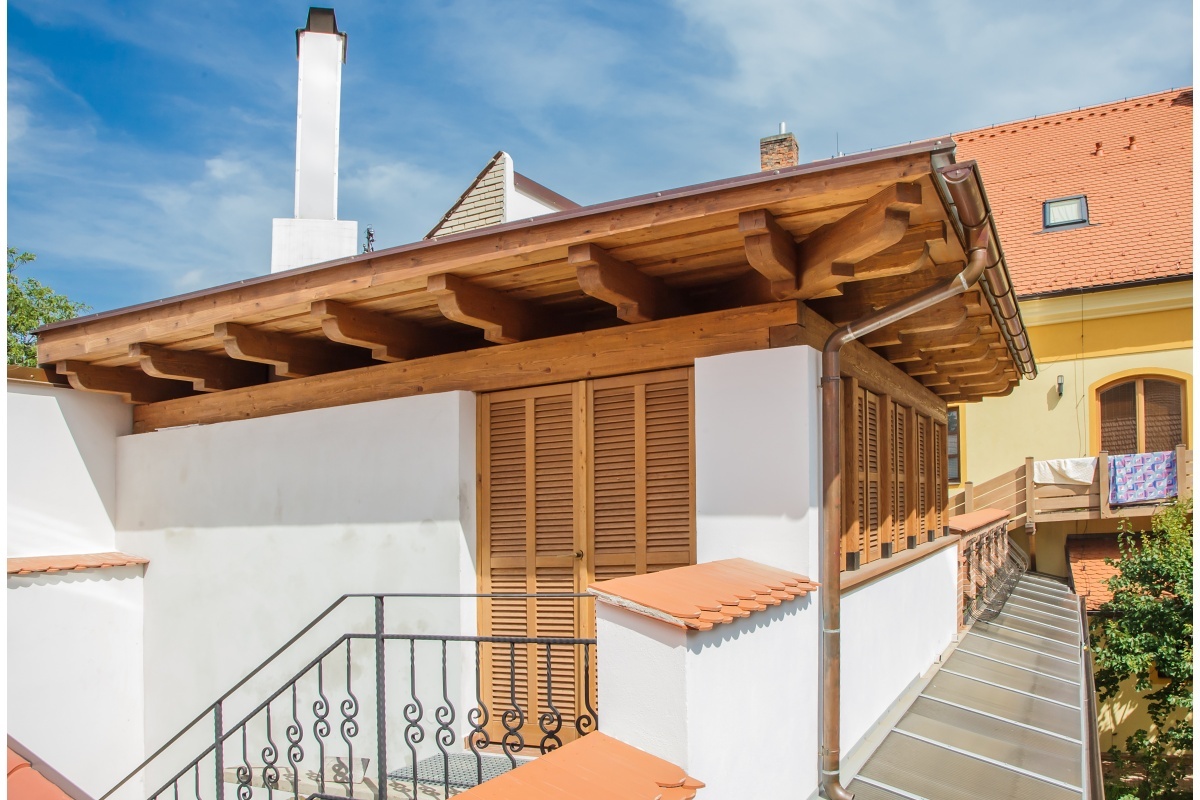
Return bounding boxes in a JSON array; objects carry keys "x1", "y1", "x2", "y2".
[{"x1": 271, "y1": 7, "x2": 358, "y2": 273}]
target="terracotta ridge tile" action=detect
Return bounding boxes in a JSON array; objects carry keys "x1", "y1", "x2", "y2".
[{"x1": 7, "y1": 551, "x2": 149, "y2": 576}]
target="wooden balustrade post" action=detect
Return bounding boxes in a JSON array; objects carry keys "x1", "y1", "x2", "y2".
[
  {"x1": 1175, "y1": 444, "x2": 1190, "y2": 501},
  {"x1": 963, "y1": 481, "x2": 975, "y2": 513},
  {"x1": 1023, "y1": 457, "x2": 1036, "y2": 570},
  {"x1": 1098, "y1": 451, "x2": 1111, "y2": 519}
]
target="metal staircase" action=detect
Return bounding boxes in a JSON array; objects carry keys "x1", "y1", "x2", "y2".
[{"x1": 847, "y1": 573, "x2": 1105, "y2": 799}]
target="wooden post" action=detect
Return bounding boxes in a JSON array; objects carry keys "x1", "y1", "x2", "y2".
[
  {"x1": 1098, "y1": 451, "x2": 1111, "y2": 519},
  {"x1": 963, "y1": 481, "x2": 975, "y2": 513},
  {"x1": 1174, "y1": 444, "x2": 1190, "y2": 501},
  {"x1": 1023, "y1": 457, "x2": 1036, "y2": 571}
]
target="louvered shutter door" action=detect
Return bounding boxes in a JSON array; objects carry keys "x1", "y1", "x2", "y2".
[
  {"x1": 479, "y1": 370, "x2": 694, "y2": 746},
  {"x1": 917, "y1": 414, "x2": 929, "y2": 538},
  {"x1": 590, "y1": 369, "x2": 695, "y2": 579},
  {"x1": 479, "y1": 384, "x2": 584, "y2": 744},
  {"x1": 864, "y1": 389, "x2": 882, "y2": 562},
  {"x1": 934, "y1": 422, "x2": 947, "y2": 535},
  {"x1": 892, "y1": 404, "x2": 908, "y2": 549}
]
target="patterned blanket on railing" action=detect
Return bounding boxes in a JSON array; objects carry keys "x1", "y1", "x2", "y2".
[{"x1": 1109, "y1": 451, "x2": 1178, "y2": 506}]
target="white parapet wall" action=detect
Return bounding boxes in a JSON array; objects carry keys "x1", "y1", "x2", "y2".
[
  {"x1": 115, "y1": 390, "x2": 478, "y2": 777},
  {"x1": 7, "y1": 379, "x2": 144, "y2": 796},
  {"x1": 840, "y1": 543, "x2": 959, "y2": 755},
  {"x1": 595, "y1": 580, "x2": 819, "y2": 798},
  {"x1": 7, "y1": 380, "x2": 131, "y2": 555},
  {"x1": 694, "y1": 345, "x2": 822, "y2": 575}
]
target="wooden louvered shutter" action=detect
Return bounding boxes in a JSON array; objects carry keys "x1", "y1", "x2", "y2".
[
  {"x1": 590, "y1": 369, "x2": 694, "y2": 581},
  {"x1": 842, "y1": 378, "x2": 863, "y2": 564},
  {"x1": 478, "y1": 383, "x2": 585, "y2": 744},
  {"x1": 863, "y1": 390, "x2": 882, "y2": 562},
  {"x1": 916, "y1": 414, "x2": 929, "y2": 539},
  {"x1": 934, "y1": 422, "x2": 947, "y2": 535},
  {"x1": 891, "y1": 404, "x2": 909, "y2": 550}
]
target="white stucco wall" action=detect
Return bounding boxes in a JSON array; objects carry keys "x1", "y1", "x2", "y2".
[
  {"x1": 840, "y1": 545, "x2": 959, "y2": 753},
  {"x1": 8, "y1": 568, "x2": 146, "y2": 796},
  {"x1": 115, "y1": 391, "x2": 478, "y2": 778},
  {"x1": 694, "y1": 346, "x2": 823, "y2": 576},
  {"x1": 7, "y1": 381, "x2": 131, "y2": 555},
  {"x1": 7, "y1": 380, "x2": 144, "y2": 795}
]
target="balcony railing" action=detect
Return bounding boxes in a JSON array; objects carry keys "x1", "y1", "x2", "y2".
[
  {"x1": 102, "y1": 594, "x2": 596, "y2": 800},
  {"x1": 950, "y1": 445, "x2": 1193, "y2": 530}
]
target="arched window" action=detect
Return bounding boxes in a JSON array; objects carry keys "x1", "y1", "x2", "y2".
[{"x1": 1098, "y1": 376, "x2": 1186, "y2": 455}]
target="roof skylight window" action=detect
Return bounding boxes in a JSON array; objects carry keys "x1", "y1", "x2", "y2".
[{"x1": 1043, "y1": 195, "x2": 1088, "y2": 229}]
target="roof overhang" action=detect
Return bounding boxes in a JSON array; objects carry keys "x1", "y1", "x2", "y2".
[{"x1": 36, "y1": 137, "x2": 1035, "y2": 426}]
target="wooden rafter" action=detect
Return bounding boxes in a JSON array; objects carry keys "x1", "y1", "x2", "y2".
[
  {"x1": 795, "y1": 182, "x2": 923, "y2": 298},
  {"x1": 309, "y1": 300, "x2": 434, "y2": 362},
  {"x1": 569, "y1": 243, "x2": 683, "y2": 323},
  {"x1": 215, "y1": 322, "x2": 371, "y2": 378},
  {"x1": 852, "y1": 221, "x2": 948, "y2": 282},
  {"x1": 56, "y1": 360, "x2": 192, "y2": 404},
  {"x1": 738, "y1": 209, "x2": 798, "y2": 299},
  {"x1": 426, "y1": 274, "x2": 550, "y2": 344},
  {"x1": 130, "y1": 343, "x2": 268, "y2": 392}
]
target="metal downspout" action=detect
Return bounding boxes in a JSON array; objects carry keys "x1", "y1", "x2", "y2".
[{"x1": 817, "y1": 167, "x2": 998, "y2": 800}]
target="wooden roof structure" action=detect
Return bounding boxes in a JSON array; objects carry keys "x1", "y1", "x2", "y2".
[{"x1": 35, "y1": 137, "x2": 1035, "y2": 433}]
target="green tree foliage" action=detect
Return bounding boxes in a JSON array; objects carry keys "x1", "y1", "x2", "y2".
[
  {"x1": 1094, "y1": 499, "x2": 1193, "y2": 799},
  {"x1": 7, "y1": 247, "x2": 90, "y2": 367}
]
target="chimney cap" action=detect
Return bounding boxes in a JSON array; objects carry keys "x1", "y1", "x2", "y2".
[
  {"x1": 296, "y1": 7, "x2": 347, "y2": 60},
  {"x1": 304, "y1": 7, "x2": 340, "y2": 34}
]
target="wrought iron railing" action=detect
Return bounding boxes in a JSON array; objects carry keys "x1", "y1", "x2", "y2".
[{"x1": 102, "y1": 594, "x2": 596, "y2": 800}]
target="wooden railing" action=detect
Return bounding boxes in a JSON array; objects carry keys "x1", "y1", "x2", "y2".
[{"x1": 951, "y1": 445, "x2": 1193, "y2": 529}]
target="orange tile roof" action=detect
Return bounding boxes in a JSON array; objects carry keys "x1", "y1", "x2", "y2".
[
  {"x1": 947, "y1": 508, "x2": 1010, "y2": 533},
  {"x1": 7, "y1": 750, "x2": 72, "y2": 800},
  {"x1": 1067, "y1": 536, "x2": 1121, "y2": 612},
  {"x1": 955, "y1": 88, "x2": 1193, "y2": 297},
  {"x1": 7, "y1": 552, "x2": 149, "y2": 576},
  {"x1": 589, "y1": 558, "x2": 817, "y2": 631},
  {"x1": 454, "y1": 732, "x2": 704, "y2": 800}
]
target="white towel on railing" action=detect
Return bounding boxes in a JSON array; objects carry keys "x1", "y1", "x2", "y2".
[{"x1": 1033, "y1": 457, "x2": 1097, "y2": 486}]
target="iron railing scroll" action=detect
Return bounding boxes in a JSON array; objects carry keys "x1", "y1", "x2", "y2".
[{"x1": 100, "y1": 594, "x2": 597, "y2": 800}]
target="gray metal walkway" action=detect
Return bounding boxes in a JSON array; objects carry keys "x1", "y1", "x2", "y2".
[{"x1": 848, "y1": 573, "x2": 1092, "y2": 800}]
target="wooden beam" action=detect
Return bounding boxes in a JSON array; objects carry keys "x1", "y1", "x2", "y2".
[
  {"x1": 133, "y1": 302, "x2": 800, "y2": 433},
  {"x1": 215, "y1": 322, "x2": 372, "y2": 378},
  {"x1": 426, "y1": 273, "x2": 550, "y2": 344},
  {"x1": 56, "y1": 361, "x2": 192, "y2": 404},
  {"x1": 796, "y1": 182, "x2": 922, "y2": 298},
  {"x1": 895, "y1": 303, "x2": 968, "y2": 336},
  {"x1": 739, "y1": 210, "x2": 798, "y2": 298},
  {"x1": 853, "y1": 221, "x2": 948, "y2": 281},
  {"x1": 310, "y1": 300, "x2": 435, "y2": 362},
  {"x1": 130, "y1": 343, "x2": 268, "y2": 392},
  {"x1": 569, "y1": 243, "x2": 683, "y2": 323}
]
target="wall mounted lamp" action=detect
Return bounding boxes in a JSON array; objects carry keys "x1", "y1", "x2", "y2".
[{"x1": 1056, "y1": 375, "x2": 1065, "y2": 397}]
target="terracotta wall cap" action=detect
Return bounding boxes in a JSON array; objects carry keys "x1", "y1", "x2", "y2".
[
  {"x1": 453, "y1": 732, "x2": 704, "y2": 799},
  {"x1": 589, "y1": 558, "x2": 817, "y2": 631},
  {"x1": 946, "y1": 508, "x2": 1010, "y2": 533},
  {"x1": 8, "y1": 552, "x2": 149, "y2": 576}
]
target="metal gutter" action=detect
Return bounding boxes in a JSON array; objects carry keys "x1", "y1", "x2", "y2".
[
  {"x1": 37, "y1": 137, "x2": 954, "y2": 335},
  {"x1": 818, "y1": 160, "x2": 1006, "y2": 800}
]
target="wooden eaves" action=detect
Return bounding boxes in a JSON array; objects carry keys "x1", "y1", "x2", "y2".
[{"x1": 34, "y1": 137, "x2": 1034, "y2": 434}]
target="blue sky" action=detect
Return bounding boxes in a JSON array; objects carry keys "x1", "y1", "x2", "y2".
[{"x1": 7, "y1": 1, "x2": 1193, "y2": 314}]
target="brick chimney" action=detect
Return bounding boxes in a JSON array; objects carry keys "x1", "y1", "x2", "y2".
[{"x1": 760, "y1": 126, "x2": 799, "y2": 171}]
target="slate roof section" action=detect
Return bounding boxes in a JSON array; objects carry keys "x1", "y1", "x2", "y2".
[
  {"x1": 1066, "y1": 535, "x2": 1121, "y2": 613},
  {"x1": 8, "y1": 552, "x2": 149, "y2": 576},
  {"x1": 589, "y1": 558, "x2": 817, "y2": 631},
  {"x1": 453, "y1": 732, "x2": 704, "y2": 799},
  {"x1": 8, "y1": 750, "x2": 71, "y2": 800},
  {"x1": 954, "y1": 88, "x2": 1193, "y2": 298}
]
